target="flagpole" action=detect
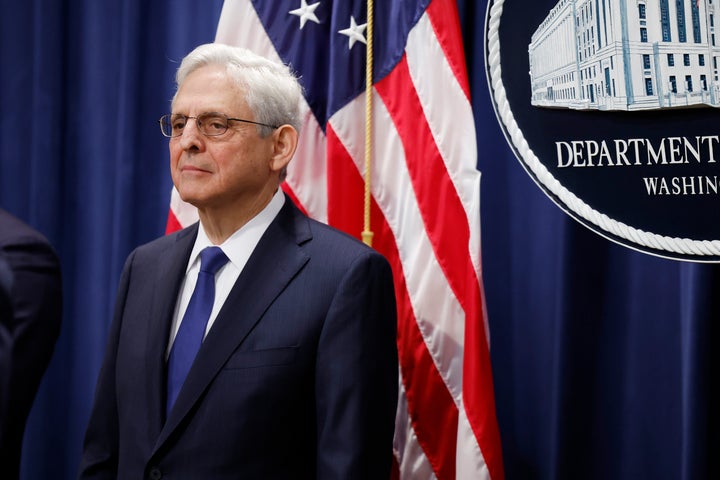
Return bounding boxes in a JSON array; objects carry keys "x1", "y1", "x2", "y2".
[{"x1": 362, "y1": 0, "x2": 374, "y2": 247}]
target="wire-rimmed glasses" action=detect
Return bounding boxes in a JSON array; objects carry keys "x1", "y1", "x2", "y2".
[{"x1": 158, "y1": 112, "x2": 279, "y2": 138}]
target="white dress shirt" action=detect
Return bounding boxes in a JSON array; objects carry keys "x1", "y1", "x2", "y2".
[{"x1": 166, "y1": 189, "x2": 285, "y2": 356}]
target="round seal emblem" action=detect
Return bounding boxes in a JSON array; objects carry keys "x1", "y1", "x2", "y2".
[{"x1": 486, "y1": 0, "x2": 720, "y2": 262}]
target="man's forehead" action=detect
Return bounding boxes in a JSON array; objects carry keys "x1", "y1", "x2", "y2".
[{"x1": 172, "y1": 67, "x2": 247, "y2": 113}]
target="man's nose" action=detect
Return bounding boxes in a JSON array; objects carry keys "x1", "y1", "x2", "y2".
[{"x1": 178, "y1": 119, "x2": 204, "y2": 150}]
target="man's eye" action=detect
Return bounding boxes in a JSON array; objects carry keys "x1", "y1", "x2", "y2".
[
  {"x1": 202, "y1": 117, "x2": 227, "y2": 133},
  {"x1": 171, "y1": 119, "x2": 186, "y2": 130}
]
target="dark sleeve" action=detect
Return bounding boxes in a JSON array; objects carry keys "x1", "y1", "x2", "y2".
[
  {"x1": 78, "y1": 250, "x2": 135, "y2": 479},
  {"x1": 315, "y1": 250, "x2": 398, "y2": 479},
  {"x1": 0, "y1": 255, "x2": 14, "y2": 442},
  {"x1": 0, "y1": 234, "x2": 62, "y2": 477},
  {"x1": 0, "y1": 255, "x2": 12, "y2": 319}
]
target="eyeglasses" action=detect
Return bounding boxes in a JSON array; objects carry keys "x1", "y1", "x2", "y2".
[{"x1": 158, "y1": 112, "x2": 279, "y2": 138}]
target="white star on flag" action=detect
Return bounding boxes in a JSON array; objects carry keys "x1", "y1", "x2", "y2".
[
  {"x1": 289, "y1": 0, "x2": 321, "y2": 29},
  {"x1": 338, "y1": 15, "x2": 366, "y2": 49}
]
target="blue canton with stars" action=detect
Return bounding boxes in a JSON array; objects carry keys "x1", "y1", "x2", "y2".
[{"x1": 251, "y1": 0, "x2": 431, "y2": 131}]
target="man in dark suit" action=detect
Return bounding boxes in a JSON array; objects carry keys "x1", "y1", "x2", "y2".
[
  {"x1": 80, "y1": 43, "x2": 398, "y2": 479},
  {"x1": 0, "y1": 209, "x2": 62, "y2": 479}
]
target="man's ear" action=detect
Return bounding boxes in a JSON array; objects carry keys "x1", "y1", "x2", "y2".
[{"x1": 269, "y1": 125, "x2": 298, "y2": 174}]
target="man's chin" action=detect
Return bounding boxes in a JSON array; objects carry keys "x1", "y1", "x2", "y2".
[{"x1": 176, "y1": 190, "x2": 207, "y2": 209}]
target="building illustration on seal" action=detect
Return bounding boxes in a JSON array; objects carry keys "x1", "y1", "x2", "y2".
[{"x1": 529, "y1": 0, "x2": 720, "y2": 110}]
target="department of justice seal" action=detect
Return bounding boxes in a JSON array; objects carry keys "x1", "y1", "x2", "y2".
[{"x1": 485, "y1": 0, "x2": 720, "y2": 262}]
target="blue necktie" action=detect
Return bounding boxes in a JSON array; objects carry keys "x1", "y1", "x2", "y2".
[{"x1": 166, "y1": 246, "x2": 229, "y2": 414}]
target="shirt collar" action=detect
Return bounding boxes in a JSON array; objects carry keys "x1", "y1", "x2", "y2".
[{"x1": 186, "y1": 189, "x2": 285, "y2": 272}]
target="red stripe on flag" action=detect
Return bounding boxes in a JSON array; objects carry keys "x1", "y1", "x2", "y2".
[
  {"x1": 463, "y1": 266, "x2": 505, "y2": 479},
  {"x1": 324, "y1": 123, "x2": 460, "y2": 479},
  {"x1": 426, "y1": 0, "x2": 471, "y2": 99},
  {"x1": 376, "y1": 55, "x2": 504, "y2": 479},
  {"x1": 165, "y1": 209, "x2": 182, "y2": 234},
  {"x1": 326, "y1": 125, "x2": 365, "y2": 237},
  {"x1": 281, "y1": 182, "x2": 308, "y2": 216}
]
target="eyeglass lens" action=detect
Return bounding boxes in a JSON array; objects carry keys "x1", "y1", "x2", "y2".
[{"x1": 161, "y1": 113, "x2": 231, "y2": 137}]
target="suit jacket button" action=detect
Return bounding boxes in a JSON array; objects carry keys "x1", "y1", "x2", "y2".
[{"x1": 148, "y1": 467, "x2": 162, "y2": 479}]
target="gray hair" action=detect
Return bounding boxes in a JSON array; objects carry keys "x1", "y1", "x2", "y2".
[{"x1": 174, "y1": 43, "x2": 303, "y2": 137}]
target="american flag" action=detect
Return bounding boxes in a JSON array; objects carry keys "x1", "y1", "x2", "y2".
[{"x1": 166, "y1": 0, "x2": 504, "y2": 478}]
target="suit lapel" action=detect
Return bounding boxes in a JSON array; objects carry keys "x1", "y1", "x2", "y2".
[
  {"x1": 154, "y1": 200, "x2": 311, "y2": 451},
  {"x1": 145, "y1": 225, "x2": 198, "y2": 439}
]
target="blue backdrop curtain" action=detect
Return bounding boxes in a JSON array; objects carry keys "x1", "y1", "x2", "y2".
[
  {"x1": 0, "y1": 1, "x2": 224, "y2": 478},
  {"x1": 0, "y1": 1, "x2": 717, "y2": 479}
]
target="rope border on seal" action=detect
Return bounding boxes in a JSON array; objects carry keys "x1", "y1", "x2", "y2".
[{"x1": 486, "y1": 0, "x2": 720, "y2": 259}]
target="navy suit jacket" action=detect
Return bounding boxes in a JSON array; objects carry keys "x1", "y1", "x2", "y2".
[
  {"x1": 80, "y1": 197, "x2": 398, "y2": 479},
  {"x1": 0, "y1": 209, "x2": 62, "y2": 480}
]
